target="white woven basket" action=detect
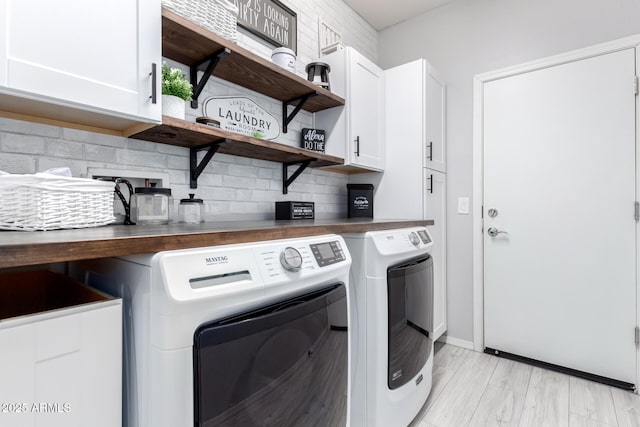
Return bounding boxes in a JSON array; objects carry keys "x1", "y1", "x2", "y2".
[
  {"x1": 0, "y1": 174, "x2": 116, "y2": 231},
  {"x1": 163, "y1": 0, "x2": 238, "y2": 42}
]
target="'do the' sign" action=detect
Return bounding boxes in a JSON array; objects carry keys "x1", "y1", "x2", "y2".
[{"x1": 301, "y1": 128, "x2": 325, "y2": 152}]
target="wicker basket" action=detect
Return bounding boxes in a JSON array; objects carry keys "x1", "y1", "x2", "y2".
[
  {"x1": 163, "y1": 0, "x2": 238, "y2": 42},
  {"x1": 0, "y1": 174, "x2": 116, "y2": 231}
]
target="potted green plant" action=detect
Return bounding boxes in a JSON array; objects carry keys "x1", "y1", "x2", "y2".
[{"x1": 162, "y1": 63, "x2": 193, "y2": 120}]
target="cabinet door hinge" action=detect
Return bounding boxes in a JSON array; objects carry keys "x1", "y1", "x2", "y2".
[
  {"x1": 635, "y1": 326, "x2": 639, "y2": 345},
  {"x1": 635, "y1": 76, "x2": 639, "y2": 95},
  {"x1": 635, "y1": 201, "x2": 639, "y2": 221}
]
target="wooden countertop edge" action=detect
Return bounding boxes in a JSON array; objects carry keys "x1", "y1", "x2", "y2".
[{"x1": 0, "y1": 219, "x2": 434, "y2": 269}]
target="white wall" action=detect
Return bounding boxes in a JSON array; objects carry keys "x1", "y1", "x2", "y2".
[
  {"x1": 378, "y1": 0, "x2": 640, "y2": 342},
  {"x1": 0, "y1": 0, "x2": 377, "y2": 221}
]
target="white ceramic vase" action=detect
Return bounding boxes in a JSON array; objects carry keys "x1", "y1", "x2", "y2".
[{"x1": 162, "y1": 94, "x2": 186, "y2": 120}]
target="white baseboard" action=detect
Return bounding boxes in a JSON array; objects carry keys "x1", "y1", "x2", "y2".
[{"x1": 436, "y1": 335, "x2": 475, "y2": 350}]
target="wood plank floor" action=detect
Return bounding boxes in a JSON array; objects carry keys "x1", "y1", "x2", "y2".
[{"x1": 410, "y1": 343, "x2": 640, "y2": 427}]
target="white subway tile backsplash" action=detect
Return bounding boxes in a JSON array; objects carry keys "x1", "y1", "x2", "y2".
[
  {"x1": 1, "y1": 133, "x2": 46, "y2": 154},
  {"x1": 45, "y1": 139, "x2": 85, "y2": 159},
  {"x1": 228, "y1": 163, "x2": 258, "y2": 177},
  {"x1": 116, "y1": 149, "x2": 167, "y2": 168},
  {"x1": 0, "y1": 153, "x2": 37, "y2": 174},
  {"x1": 0, "y1": 118, "x2": 61, "y2": 138},
  {"x1": 84, "y1": 144, "x2": 117, "y2": 162},
  {"x1": 62, "y1": 128, "x2": 125, "y2": 148},
  {"x1": 222, "y1": 175, "x2": 256, "y2": 189}
]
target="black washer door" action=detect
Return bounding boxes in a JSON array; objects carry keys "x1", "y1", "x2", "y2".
[{"x1": 193, "y1": 284, "x2": 348, "y2": 427}]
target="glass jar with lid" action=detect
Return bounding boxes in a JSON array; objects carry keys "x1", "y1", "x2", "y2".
[
  {"x1": 178, "y1": 193, "x2": 205, "y2": 224},
  {"x1": 131, "y1": 184, "x2": 173, "y2": 224}
]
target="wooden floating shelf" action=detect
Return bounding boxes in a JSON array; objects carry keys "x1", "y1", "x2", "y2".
[
  {"x1": 129, "y1": 116, "x2": 344, "y2": 168},
  {"x1": 162, "y1": 8, "x2": 345, "y2": 113}
]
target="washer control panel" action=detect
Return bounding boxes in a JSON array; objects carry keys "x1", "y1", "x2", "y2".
[{"x1": 310, "y1": 240, "x2": 346, "y2": 267}]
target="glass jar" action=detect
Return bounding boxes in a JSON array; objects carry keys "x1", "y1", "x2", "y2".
[
  {"x1": 178, "y1": 194, "x2": 205, "y2": 224},
  {"x1": 131, "y1": 185, "x2": 173, "y2": 224}
]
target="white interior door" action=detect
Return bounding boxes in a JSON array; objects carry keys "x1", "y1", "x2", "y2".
[{"x1": 483, "y1": 48, "x2": 637, "y2": 384}]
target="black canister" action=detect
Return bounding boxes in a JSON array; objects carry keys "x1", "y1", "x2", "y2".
[{"x1": 347, "y1": 184, "x2": 374, "y2": 218}]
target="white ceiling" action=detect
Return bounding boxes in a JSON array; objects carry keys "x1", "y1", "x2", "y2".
[{"x1": 343, "y1": 0, "x2": 455, "y2": 30}]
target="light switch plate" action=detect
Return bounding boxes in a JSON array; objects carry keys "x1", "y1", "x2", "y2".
[{"x1": 457, "y1": 197, "x2": 470, "y2": 214}]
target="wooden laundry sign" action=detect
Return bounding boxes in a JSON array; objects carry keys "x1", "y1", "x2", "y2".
[{"x1": 232, "y1": 0, "x2": 297, "y2": 52}]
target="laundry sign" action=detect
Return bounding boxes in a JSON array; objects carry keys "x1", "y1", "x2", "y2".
[
  {"x1": 202, "y1": 96, "x2": 281, "y2": 140},
  {"x1": 232, "y1": 0, "x2": 297, "y2": 52}
]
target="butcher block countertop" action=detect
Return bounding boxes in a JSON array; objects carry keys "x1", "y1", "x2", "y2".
[{"x1": 0, "y1": 218, "x2": 434, "y2": 269}]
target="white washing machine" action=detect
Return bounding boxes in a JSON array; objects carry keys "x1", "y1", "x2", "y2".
[
  {"x1": 70, "y1": 234, "x2": 355, "y2": 427},
  {"x1": 343, "y1": 226, "x2": 434, "y2": 427}
]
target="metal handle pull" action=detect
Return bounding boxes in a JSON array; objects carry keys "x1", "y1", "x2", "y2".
[
  {"x1": 355, "y1": 136, "x2": 360, "y2": 156},
  {"x1": 149, "y1": 63, "x2": 157, "y2": 104},
  {"x1": 487, "y1": 227, "x2": 508, "y2": 237},
  {"x1": 427, "y1": 174, "x2": 433, "y2": 194},
  {"x1": 427, "y1": 141, "x2": 433, "y2": 161}
]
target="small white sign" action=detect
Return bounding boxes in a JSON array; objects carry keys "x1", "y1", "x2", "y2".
[{"x1": 202, "y1": 96, "x2": 281, "y2": 140}]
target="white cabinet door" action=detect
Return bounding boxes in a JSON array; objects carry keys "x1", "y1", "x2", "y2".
[
  {"x1": 315, "y1": 47, "x2": 384, "y2": 171},
  {"x1": 424, "y1": 68, "x2": 446, "y2": 172},
  {"x1": 424, "y1": 169, "x2": 446, "y2": 340},
  {"x1": 349, "y1": 50, "x2": 384, "y2": 170},
  {"x1": 0, "y1": 0, "x2": 160, "y2": 122},
  {"x1": 373, "y1": 59, "x2": 423, "y2": 219}
]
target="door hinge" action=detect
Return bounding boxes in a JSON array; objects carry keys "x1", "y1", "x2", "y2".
[
  {"x1": 635, "y1": 201, "x2": 639, "y2": 221},
  {"x1": 635, "y1": 76, "x2": 639, "y2": 95},
  {"x1": 635, "y1": 326, "x2": 639, "y2": 345}
]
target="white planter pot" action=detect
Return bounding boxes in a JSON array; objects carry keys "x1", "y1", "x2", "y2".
[{"x1": 162, "y1": 94, "x2": 186, "y2": 120}]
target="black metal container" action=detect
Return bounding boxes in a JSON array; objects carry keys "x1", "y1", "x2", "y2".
[
  {"x1": 347, "y1": 184, "x2": 374, "y2": 218},
  {"x1": 275, "y1": 201, "x2": 315, "y2": 220}
]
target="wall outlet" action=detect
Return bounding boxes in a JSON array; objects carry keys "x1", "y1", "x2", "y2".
[{"x1": 457, "y1": 197, "x2": 470, "y2": 215}]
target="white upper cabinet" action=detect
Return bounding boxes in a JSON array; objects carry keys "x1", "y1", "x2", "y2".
[
  {"x1": 0, "y1": 0, "x2": 161, "y2": 124},
  {"x1": 424, "y1": 69, "x2": 446, "y2": 172},
  {"x1": 315, "y1": 47, "x2": 385, "y2": 171}
]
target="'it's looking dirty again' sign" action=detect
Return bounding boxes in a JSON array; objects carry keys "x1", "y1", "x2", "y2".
[{"x1": 232, "y1": 0, "x2": 297, "y2": 53}]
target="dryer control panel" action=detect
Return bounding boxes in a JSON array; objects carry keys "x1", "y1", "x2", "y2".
[{"x1": 310, "y1": 241, "x2": 346, "y2": 267}]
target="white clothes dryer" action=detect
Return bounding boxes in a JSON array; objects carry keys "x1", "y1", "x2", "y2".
[
  {"x1": 70, "y1": 234, "x2": 354, "y2": 427},
  {"x1": 343, "y1": 227, "x2": 434, "y2": 427}
]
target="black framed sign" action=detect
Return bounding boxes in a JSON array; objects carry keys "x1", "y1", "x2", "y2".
[{"x1": 233, "y1": 0, "x2": 297, "y2": 53}]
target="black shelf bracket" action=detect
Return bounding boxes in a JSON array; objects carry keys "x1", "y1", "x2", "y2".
[
  {"x1": 190, "y1": 47, "x2": 231, "y2": 109},
  {"x1": 190, "y1": 141, "x2": 225, "y2": 188},
  {"x1": 282, "y1": 160, "x2": 312, "y2": 194},
  {"x1": 282, "y1": 92, "x2": 318, "y2": 133}
]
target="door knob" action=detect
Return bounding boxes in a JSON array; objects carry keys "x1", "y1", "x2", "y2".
[{"x1": 487, "y1": 227, "x2": 508, "y2": 237}]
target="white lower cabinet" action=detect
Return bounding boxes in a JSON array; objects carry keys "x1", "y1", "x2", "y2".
[
  {"x1": 0, "y1": 271, "x2": 122, "y2": 427},
  {"x1": 0, "y1": 0, "x2": 161, "y2": 124},
  {"x1": 424, "y1": 169, "x2": 447, "y2": 340}
]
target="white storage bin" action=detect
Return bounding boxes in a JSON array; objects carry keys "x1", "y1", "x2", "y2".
[{"x1": 0, "y1": 270, "x2": 122, "y2": 427}]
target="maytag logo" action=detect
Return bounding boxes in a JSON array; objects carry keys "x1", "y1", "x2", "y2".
[{"x1": 206, "y1": 255, "x2": 229, "y2": 265}]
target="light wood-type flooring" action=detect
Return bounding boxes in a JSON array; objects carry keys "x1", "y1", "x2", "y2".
[{"x1": 410, "y1": 342, "x2": 640, "y2": 427}]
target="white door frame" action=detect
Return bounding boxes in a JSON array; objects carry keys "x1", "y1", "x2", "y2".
[{"x1": 472, "y1": 34, "x2": 640, "y2": 386}]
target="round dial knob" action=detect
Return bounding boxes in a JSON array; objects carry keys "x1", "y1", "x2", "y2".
[
  {"x1": 280, "y1": 247, "x2": 303, "y2": 272},
  {"x1": 409, "y1": 232, "x2": 420, "y2": 246}
]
